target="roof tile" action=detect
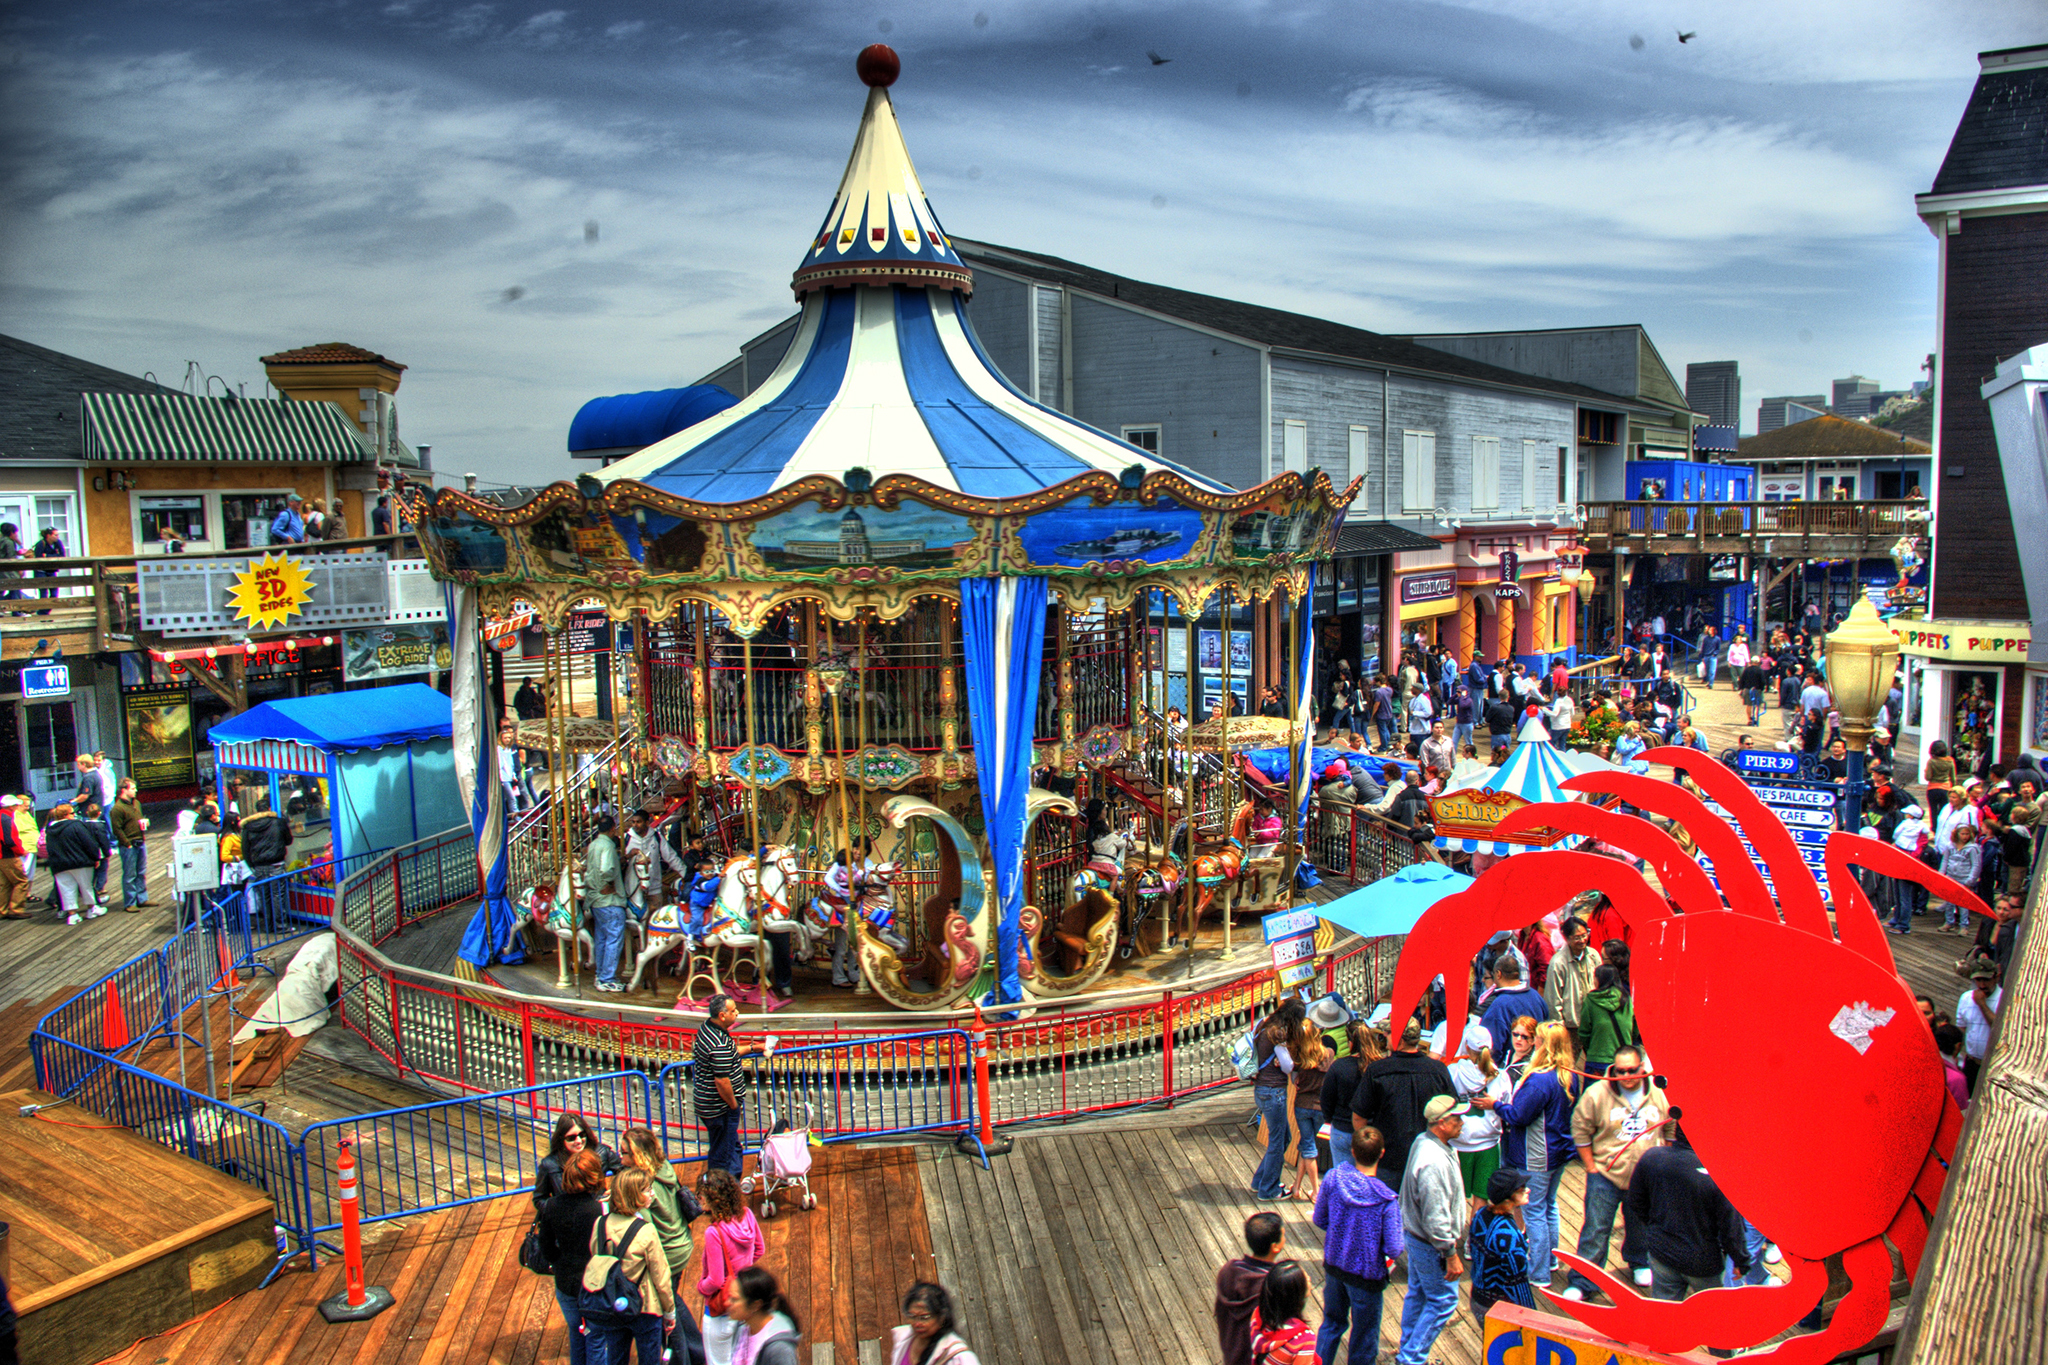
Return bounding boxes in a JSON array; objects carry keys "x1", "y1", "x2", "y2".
[{"x1": 260, "y1": 342, "x2": 407, "y2": 370}]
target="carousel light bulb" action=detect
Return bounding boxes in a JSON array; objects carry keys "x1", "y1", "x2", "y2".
[{"x1": 206, "y1": 648, "x2": 218, "y2": 659}]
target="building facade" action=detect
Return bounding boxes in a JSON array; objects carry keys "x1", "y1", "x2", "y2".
[
  {"x1": 1685, "y1": 360, "x2": 1741, "y2": 429},
  {"x1": 1907, "y1": 42, "x2": 2048, "y2": 772}
]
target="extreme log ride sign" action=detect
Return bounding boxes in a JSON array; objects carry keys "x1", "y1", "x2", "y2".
[{"x1": 1429, "y1": 786, "x2": 1579, "y2": 851}]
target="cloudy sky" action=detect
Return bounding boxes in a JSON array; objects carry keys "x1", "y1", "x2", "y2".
[{"x1": 1, "y1": 1, "x2": 2037, "y2": 487}]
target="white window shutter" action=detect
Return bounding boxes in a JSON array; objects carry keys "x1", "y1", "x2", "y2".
[
  {"x1": 1523, "y1": 440, "x2": 1541, "y2": 511},
  {"x1": 1347, "y1": 426, "x2": 1369, "y2": 488},
  {"x1": 1283, "y1": 419, "x2": 1308, "y2": 475},
  {"x1": 1472, "y1": 436, "x2": 1500, "y2": 509},
  {"x1": 1403, "y1": 431, "x2": 1435, "y2": 511}
]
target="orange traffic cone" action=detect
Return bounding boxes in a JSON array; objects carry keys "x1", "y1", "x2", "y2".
[
  {"x1": 101, "y1": 979, "x2": 129, "y2": 1051},
  {"x1": 217, "y1": 929, "x2": 242, "y2": 992}
]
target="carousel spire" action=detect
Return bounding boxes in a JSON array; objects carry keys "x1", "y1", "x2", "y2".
[{"x1": 792, "y1": 45, "x2": 974, "y2": 299}]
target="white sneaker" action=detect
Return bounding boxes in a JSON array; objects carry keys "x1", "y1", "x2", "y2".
[
  {"x1": 1633, "y1": 1267, "x2": 1653, "y2": 1288},
  {"x1": 64, "y1": 912, "x2": 81, "y2": 925},
  {"x1": 1763, "y1": 1243, "x2": 1783, "y2": 1265},
  {"x1": 1559, "y1": 1287, "x2": 1585, "y2": 1301},
  {"x1": 86, "y1": 904, "x2": 107, "y2": 920}
]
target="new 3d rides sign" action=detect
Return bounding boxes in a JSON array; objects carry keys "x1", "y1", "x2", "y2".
[{"x1": 226, "y1": 553, "x2": 314, "y2": 630}]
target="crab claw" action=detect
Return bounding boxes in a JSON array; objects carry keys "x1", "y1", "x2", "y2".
[
  {"x1": 1551, "y1": 1248, "x2": 1826, "y2": 1352},
  {"x1": 1552, "y1": 1239, "x2": 1893, "y2": 1365},
  {"x1": 1387, "y1": 848, "x2": 1669, "y2": 1055}
]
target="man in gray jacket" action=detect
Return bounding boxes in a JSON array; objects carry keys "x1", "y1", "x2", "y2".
[{"x1": 1395, "y1": 1095, "x2": 1469, "y2": 1365}]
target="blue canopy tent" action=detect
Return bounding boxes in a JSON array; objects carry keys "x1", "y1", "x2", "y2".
[{"x1": 209, "y1": 684, "x2": 466, "y2": 873}]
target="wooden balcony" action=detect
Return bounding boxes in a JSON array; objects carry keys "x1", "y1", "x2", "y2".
[
  {"x1": 1579, "y1": 499, "x2": 1928, "y2": 557},
  {"x1": 0, "y1": 533, "x2": 424, "y2": 662}
]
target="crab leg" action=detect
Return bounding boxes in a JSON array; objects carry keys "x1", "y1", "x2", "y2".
[
  {"x1": 1828, "y1": 832, "x2": 1992, "y2": 922},
  {"x1": 1553, "y1": 1238, "x2": 1893, "y2": 1364},
  {"x1": 1821, "y1": 836, "x2": 1897, "y2": 973},
  {"x1": 1561, "y1": 771, "x2": 1775, "y2": 921},
  {"x1": 1493, "y1": 800, "x2": 1722, "y2": 914},
  {"x1": 1648, "y1": 747, "x2": 1834, "y2": 939},
  {"x1": 1387, "y1": 849, "x2": 1669, "y2": 1056}
]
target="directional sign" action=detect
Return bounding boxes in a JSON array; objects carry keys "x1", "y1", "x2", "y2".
[
  {"x1": 1697, "y1": 764, "x2": 1836, "y2": 899},
  {"x1": 1262, "y1": 906, "x2": 1319, "y2": 944},
  {"x1": 1277, "y1": 959, "x2": 1318, "y2": 989},
  {"x1": 1270, "y1": 933, "x2": 1316, "y2": 968},
  {"x1": 1732, "y1": 749, "x2": 1802, "y2": 776}
]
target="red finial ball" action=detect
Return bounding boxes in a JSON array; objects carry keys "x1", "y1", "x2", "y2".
[{"x1": 857, "y1": 44, "x2": 900, "y2": 88}]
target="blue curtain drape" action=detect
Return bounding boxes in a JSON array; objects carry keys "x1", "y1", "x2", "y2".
[
  {"x1": 449, "y1": 584, "x2": 524, "y2": 967},
  {"x1": 959, "y1": 575, "x2": 1049, "y2": 1005}
]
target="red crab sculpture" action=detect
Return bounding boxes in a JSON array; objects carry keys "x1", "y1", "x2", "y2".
[{"x1": 1388, "y1": 748, "x2": 1980, "y2": 1361}]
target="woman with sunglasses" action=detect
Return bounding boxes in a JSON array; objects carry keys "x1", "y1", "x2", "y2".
[{"x1": 533, "y1": 1112, "x2": 624, "y2": 1210}]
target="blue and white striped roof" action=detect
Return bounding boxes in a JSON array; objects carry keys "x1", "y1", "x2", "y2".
[
  {"x1": 598, "y1": 51, "x2": 1232, "y2": 506},
  {"x1": 1436, "y1": 721, "x2": 1610, "y2": 857},
  {"x1": 600, "y1": 287, "x2": 1232, "y2": 502}
]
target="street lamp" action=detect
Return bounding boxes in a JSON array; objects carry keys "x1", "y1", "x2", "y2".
[{"x1": 1823, "y1": 597, "x2": 1900, "y2": 831}]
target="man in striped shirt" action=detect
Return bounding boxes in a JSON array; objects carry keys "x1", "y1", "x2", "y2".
[{"x1": 693, "y1": 993, "x2": 764, "y2": 1178}]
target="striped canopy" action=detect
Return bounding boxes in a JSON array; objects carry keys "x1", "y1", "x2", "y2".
[
  {"x1": 1435, "y1": 720, "x2": 1610, "y2": 857},
  {"x1": 599, "y1": 66, "x2": 1230, "y2": 506},
  {"x1": 82, "y1": 392, "x2": 373, "y2": 463}
]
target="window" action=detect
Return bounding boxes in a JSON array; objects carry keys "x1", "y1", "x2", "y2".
[
  {"x1": 1121, "y1": 425, "x2": 1161, "y2": 455},
  {"x1": 1471, "y1": 436, "x2": 1501, "y2": 510},
  {"x1": 1402, "y1": 430, "x2": 1436, "y2": 511},
  {"x1": 221, "y1": 492, "x2": 295, "y2": 550},
  {"x1": 1282, "y1": 419, "x2": 1307, "y2": 476},
  {"x1": 1347, "y1": 426, "x2": 1369, "y2": 489},
  {"x1": 1558, "y1": 446, "x2": 1571, "y2": 505},
  {"x1": 1578, "y1": 410, "x2": 1619, "y2": 444},
  {"x1": 1577, "y1": 449, "x2": 1593, "y2": 504},
  {"x1": 25, "y1": 702, "x2": 76, "y2": 775},
  {"x1": 1523, "y1": 440, "x2": 1542, "y2": 511},
  {"x1": 139, "y1": 495, "x2": 207, "y2": 547}
]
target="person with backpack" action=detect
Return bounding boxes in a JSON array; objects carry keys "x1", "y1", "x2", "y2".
[
  {"x1": 583, "y1": 1166, "x2": 676, "y2": 1365},
  {"x1": 1577, "y1": 964, "x2": 1635, "y2": 1076},
  {"x1": 1246, "y1": 998, "x2": 1308, "y2": 1201},
  {"x1": 697, "y1": 1168, "x2": 766, "y2": 1365},
  {"x1": 537, "y1": 1148, "x2": 607, "y2": 1365},
  {"x1": 621, "y1": 1126, "x2": 707, "y2": 1365},
  {"x1": 889, "y1": 1281, "x2": 981, "y2": 1365},
  {"x1": 723, "y1": 1265, "x2": 801, "y2": 1365}
]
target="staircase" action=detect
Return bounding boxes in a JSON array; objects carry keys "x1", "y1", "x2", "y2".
[{"x1": 506, "y1": 727, "x2": 671, "y2": 895}]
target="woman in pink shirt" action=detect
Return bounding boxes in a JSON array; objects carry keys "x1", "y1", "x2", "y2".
[{"x1": 697, "y1": 1168, "x2": 767, "y2": 1365}]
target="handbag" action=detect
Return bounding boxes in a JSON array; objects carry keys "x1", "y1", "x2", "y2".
[{"x1": 519, "y1": 1216, "x2": 553, "y2": 1275}]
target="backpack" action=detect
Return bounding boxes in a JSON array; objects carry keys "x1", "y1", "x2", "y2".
[
  {"x1": 578, "y1": 1216, "x2": 649, "y2": 1322},
  {"x1": 1230, "y1": 1024, "x2": 1262, "y2": 1081}
]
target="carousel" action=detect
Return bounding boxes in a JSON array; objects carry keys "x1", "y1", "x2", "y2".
[{"x1": 407, "y1": 45, "x2": 1358, "y2": 1012}]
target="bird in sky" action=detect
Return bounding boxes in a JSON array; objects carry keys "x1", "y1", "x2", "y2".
[
  {"x1": 1678, "y1": 30, "x2": 1696, "y2": 43},
  {"x1": 1146, "y1": 50, "x2": 1171, "y2": 65}
]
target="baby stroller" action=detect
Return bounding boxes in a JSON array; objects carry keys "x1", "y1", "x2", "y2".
[{"x1": 756, "y1": 1104, "x2": 817, "y2": 1217}]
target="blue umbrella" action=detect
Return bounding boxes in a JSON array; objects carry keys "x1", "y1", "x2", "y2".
[{"x1": 1311, "y1": 862, "x2": 1476, "y2": 939}]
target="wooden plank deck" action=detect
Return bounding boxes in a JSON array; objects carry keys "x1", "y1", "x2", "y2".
[{"x1": 92, "y1": 1142, "x2": 935, "y2": 1365}]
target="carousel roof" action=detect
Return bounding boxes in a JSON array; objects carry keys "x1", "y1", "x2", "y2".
[
  {"x1": 1436, "y1": 719, "x2": 1613, "y2": 857},
  {"x1": 597, "y1": 47, "x2": 1232, "y2": 506}
]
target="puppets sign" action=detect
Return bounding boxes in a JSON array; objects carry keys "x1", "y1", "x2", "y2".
[{"x1": 225, "y1": 552, "x2": 314, "y2": 630}]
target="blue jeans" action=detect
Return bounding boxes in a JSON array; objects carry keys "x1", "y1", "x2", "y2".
[
  {"x1": 1327, "y1": 1125, "x2": 1354, "y2": 1172},
  {"x1": 589, "y1": 1311, "x2": 667, "y2": 1365},
  {"x1": 1703, "y1": 655, "x2": 1719, "y2": 687},
  {"x1": 1723, "y1": 1219, "x2": 1771, "y2": 1288},
  {"x1": 1397, "y1": 1233, "x2": 1458, "y2": 1365},
  {"x1": 1294, "y1": 1105, "x2": 1322, "y2": 1160},
  {"x1": 1888, "y1": 875, "x2": 1924, "y2": 931},
  {"x1": 702, "y1": 1109, "x2": 743, "y2": 1178},
  {"x1": 1568, "y1": 1170, "x2": 1644, "y2": 1296},
  {"x1": 593, "y1": 901, "x2": 628, "y2": 983},
  {"x1": 1375, "y1": 718, "x2": 1394, "y2": 749},
  {"x1": 670, "y1": 1268, "x2": 708, "y2": 1365},
  {"x1": 1251, "y1": 1086, "x2": 1290, "y2": 1197},
  {"x1": 555, "y1": 1288, "x2": 589, "y2": 1365},
  {"x1": 1524, "y1": 1163, "x2": 1567, "y2": 1284},
  {"x1": 1318, "y1": 1270, "x2": 1386, "y2": 1365},
  {"x1": 121, "y1": 843, "x2": 147, "y2": 905},
  {"x1": 1453, "y1": 722, "x2": 1474, "y2": 750}
]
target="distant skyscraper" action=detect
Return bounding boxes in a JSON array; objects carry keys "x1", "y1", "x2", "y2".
[
  {"x1": 1757, "y1": 394, "x2": 1829, "y2": 433},
  {"x1": 1686, "y1": 361, "x2": 1741, "y2": 428},
  {"x1": 1833, "y1": 375, "x2": 1881, "y2": 416}
]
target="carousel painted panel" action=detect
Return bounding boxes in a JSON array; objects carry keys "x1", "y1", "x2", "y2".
[
  {"x1": 737, "y1": 498, "x2": 981, "y2": 579},
  {"x1": 1009, "y1": 492, "x2": 1208, "y2": 572}
]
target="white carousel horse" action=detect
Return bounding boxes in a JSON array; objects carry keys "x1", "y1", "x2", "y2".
[
  {"x1": 1069, "y1": 821, "x2": 1138, "y2": 906},
  {"x1": 524, "y1": 869, "x2": 593, "y2": 989},
  {"x1": 676, "y1": 846, "x2": 809, "y2": 1000}
]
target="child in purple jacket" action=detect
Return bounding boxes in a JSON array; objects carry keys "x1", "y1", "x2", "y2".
[{"x1": 1311, "y1": 1124, "x2": 1404, "y2": 1365}]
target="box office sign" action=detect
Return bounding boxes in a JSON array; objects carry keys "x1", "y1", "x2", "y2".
[
  {"x1": 343, "y1": 623, "x2": 455, "y2": 683},
  {"x1": 124, "y1": 686, "x2": 196, "y2": 789},
  {"x1": 1400, "y1": 571, "x2": 1455, "y2": 605},
  {"x1": 140, "y1": 551, "x2": 394, "y2": 637}
]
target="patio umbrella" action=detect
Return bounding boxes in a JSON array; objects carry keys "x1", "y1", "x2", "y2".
[{"x1": 1313, "y1": 862, "x2": 1475, "y2": 939}]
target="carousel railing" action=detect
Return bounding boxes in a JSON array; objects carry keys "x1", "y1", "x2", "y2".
[
  {"x1": 705, "y1": 650, "x2": 808, "y2": 752},
  {"x1": 1067, "y1": 615, "x2": 1135, "y2": 739},
  {"x1": 1303, "y1": 797, "x2": 1439, "y2": 883}
]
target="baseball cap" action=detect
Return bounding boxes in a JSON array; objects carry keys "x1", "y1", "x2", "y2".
[
  {"x1": 1486, "y1": 1168, "x2": 1531, "y2": 1204},
  {"x1": 1423, "y1": 1095, "x2": 1472, "y2": 1124},
  {"x1": 1969, "y1": 960, "x2": 1999, "y2": 980}
]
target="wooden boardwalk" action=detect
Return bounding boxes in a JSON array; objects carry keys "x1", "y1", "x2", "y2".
[{"x1": 94, "y1": 1142, "x2": 934, "y2": 1365}]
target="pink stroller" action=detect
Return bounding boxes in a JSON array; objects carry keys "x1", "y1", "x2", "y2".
[{"x1": 756, "y1": 1104, "x2": 817, "y2": 1217}]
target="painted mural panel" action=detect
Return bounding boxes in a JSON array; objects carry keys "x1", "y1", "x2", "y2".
[
  {"x1": 1016, "y1": 495, "x2": 1203, "y2": 568},
  {"x1": 748, "y1": 501, "x2": 974, "y2": 574}
]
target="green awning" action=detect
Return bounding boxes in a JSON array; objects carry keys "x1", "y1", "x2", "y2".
[{"x1": 81, "y1": 391, "x2": 382, "y2": 463}]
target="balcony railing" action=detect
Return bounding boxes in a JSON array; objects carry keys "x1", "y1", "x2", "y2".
[{"x1": 1579, "y1": 499, "x2": 1927, "y2": 544}]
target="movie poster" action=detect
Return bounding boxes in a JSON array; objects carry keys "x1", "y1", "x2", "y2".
[{"x1": 124, "y1": 687, "x2": 195, "y2": 789}]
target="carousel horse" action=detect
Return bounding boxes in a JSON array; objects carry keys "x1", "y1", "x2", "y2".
[
  {"x1": 1029, "y1": 794, "x2": 1120, "y2": 991},
  {"x1": 808, "y1": 859, "x2": 908, "y2": 988},
  {"x1": 1069, "y1": 820, "x2": 1138, "y2": 906},
  {"x1": 525, "y1": 869, "x2": 593, "y2": 989},
  {"x1": 1124, "y1": 857, "x2": 1182, "y2": 959},
  {"x1": 676, "y1": 845, "x2": 808, "y2": 1000}
]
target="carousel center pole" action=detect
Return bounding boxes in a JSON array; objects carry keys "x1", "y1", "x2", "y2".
[
  {"x1": 1283, "y1": 585, "x2": 1304, "y2": 899},
  {"x1": 1219, "y1": 584, "x2": 1234, "y2": 962},
  {"x1": 822, "y1": 615, "x2": 868, "y2": 996},
  {"x1": 1183, "y1": 600, "x2": 1197, "y2": 979},
  {"x1": 741, "y1": 625, "x2": 766, "y2": 1014}
]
